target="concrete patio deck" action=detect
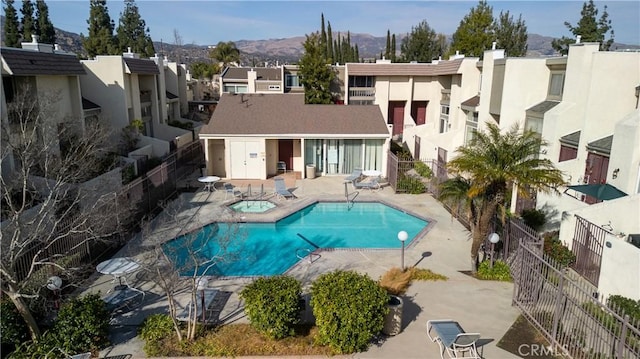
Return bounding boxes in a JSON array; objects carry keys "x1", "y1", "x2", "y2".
[{"x1": 87, "y1": 172, "x2": 521, "y2": 358}]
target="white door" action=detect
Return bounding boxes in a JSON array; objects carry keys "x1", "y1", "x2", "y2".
[{"x1": 230, "y1": 141, "x2": 262, "y2": 179}]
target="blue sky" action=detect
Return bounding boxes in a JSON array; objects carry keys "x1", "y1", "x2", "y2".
[{"x1": 19, "y1": 1, "x2": 640, "y2": 45}]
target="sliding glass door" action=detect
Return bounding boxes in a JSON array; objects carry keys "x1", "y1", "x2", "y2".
[{"x1": 304, "y1": 138, "x2": 384, "y2": 175}]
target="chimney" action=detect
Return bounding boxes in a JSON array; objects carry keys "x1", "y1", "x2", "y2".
[
  {"x1": 32, "y1": 35, "x2": 39, "y2": 43},
  {"x1": 492, "y1": 41, "x2": 497, "y2": 50},
  {"x1": 456, "y1": 50, "x2": 459, "y2": 56},
  {"x1": 576, "y1": 35, "x2": 581, "y2": 44}
]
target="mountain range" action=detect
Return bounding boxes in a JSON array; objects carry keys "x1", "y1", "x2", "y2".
[{"x1": 2, "y1": 16, "x2": 638, "y2": 67}]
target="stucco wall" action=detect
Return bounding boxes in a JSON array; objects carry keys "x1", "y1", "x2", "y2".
[
  {"x1": 81, "y1": 56, "x2": 128, "y2": 130},
  {"x1": 598, "y1": 234, "x2": 640, "y2": 300}
]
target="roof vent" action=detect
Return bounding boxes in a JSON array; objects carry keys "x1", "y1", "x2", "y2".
[
  {"x1": 576, "y1": 35, "x2": 581, "y2": 44},
  {"x1": 492, "y1": 41, "x2": 497, "y2": 50}
]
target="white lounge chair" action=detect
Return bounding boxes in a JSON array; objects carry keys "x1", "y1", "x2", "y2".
[
  {"x1": 344, "y1": 168, "x2": 363, "y2": 182},
  {"x1": 274, "y1": 177, "x2": 295, "y2": 200},
  {"x1": 353, "y1": 177, "x2": 380, "y2": 191},
  {"x1": 427, "y1": 319, "x2": 481, "y2": 359},
  {"x1": 176, "y1": 289, "x2": 219, "y2": 322}
]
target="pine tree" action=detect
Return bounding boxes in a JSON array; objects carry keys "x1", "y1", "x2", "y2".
[
  {"x1": 35, "y1": 0, "x2": 55, "y2": 44},
  {"x1": 320, "y1": 13, "x2": 327, "y2": 58},
  {"x1": 116, "y1": 0, "x2": 155, "y2": 58},
  {"x1": 3, "y1": 0, "x2": 21, "y2": 48},
  {"x1": 495, "y1": 11, "x2": 528, "y2": 57},
  {"x1": 551, "y1": 0, "x2": 614, "y2": 55},
  {"x1": 326, "y1": 22, "x2": 334, "y2": 63},
  {"x1": 450, "y1": 0, "x2": 495, "y2": 58},
  {"x1": 391, "y1": 34, "x2": 396, "y2": 62},
  {"x1": 354, "y1": 44, "x2": 359, "y2": 63},
  {"x1": 82, "y1": 0, "x2": 117, "y2": 58},
  {"x1": 20, "y1": 0, "x2": 36, "y2": 43},
  {"x1": 399, "y1": 20, "x2": 439, "y2": 63},
  {"x1": 299, "y1": 32, "x2": 335, "y2": 104},
  {"x1": 385, "y1": 30, "x2": 391, "y2": 59}
]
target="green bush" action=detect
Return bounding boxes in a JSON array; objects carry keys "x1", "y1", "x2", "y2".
[
  {"x1": 543, "y1": 232, "x2": 576, "y2": 267},
  {"x1": 520, "y1": 208, "x2": 546, "y2": 231},
  {"x1": 310, "y1": 270, "x2": 389, "y2": 354},
  {"x1": 139, "y1": 314, "x2": 175, "y2": 356},
  {"x1": 9, "y1": 331, "x2": 61, "y2": 359},
  {"x1": 0, "y1": 299, "x2": 29, "y2": 347},
  {"x1": 52, "y1": 293, "x2": 110, "y2": 354},
  {"x1": 240, "y1": 276, "x2": 302, "y2": 339},
  {"x1": 607, "y1": 295, "x2": 640, "y2": 321},
  {"x1": 477, "y1": 260, "x2": 512, "y2": 281},
  {"x1": 413, "y1": 161, "x2": 433, "y2": 179},
  {"x1": 397, "y1": 176, "x2": 426, "y2": 194}
]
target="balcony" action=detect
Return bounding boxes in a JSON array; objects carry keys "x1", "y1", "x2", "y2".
[
  {"x1": 441, "y1": 89, "x2": 451, "y2": 103},
  {"x1": 349, "y1": 87, "x2": 375, "y2": 101}
]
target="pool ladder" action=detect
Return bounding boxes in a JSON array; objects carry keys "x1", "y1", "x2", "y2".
[{"x1": 296, "y1": 248, "x2": 321, "y2": 264}]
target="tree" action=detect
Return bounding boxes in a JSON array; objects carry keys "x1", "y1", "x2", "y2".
[
  {"x1": 3, "y1": 0, "x2": 21, "y2": 47},
  {"x1": 385, "y1": 30, "x2": 391, "y2": 59},
  {"x1": 450, "y1": 0, "x2": 495, "y2": 58},
  {"x1": 35, "y1": 0, "x2": 55, "y2": 44},
  {"x1": 399, "y1": 20, "x2": 440, "y2": 63},
  {"x1": 116, "y1": 0, "x2": 155, "y2": 58},
  {"x1": 20, "y1": 0, "x2": 35, "y2": 43},
  {"x1": 435, "y1": 33, "x2": 449, "y2": 59},
  {"x1": 136, "y1": 199, "x2": 243, "y2": 341},
  {"x1": 189, "y1": 61, "x2": 219, "y2": 80},
  {"x1": 82, "y1": 0, "x2": 117, "y2": 58},
  {"x1": 551, "y1": 0, "x2": 614, "y2": 55},
  {"x1": 326, "y1": 22, "x2": 334, "y2": 63},
  {"x1": 495, "y1": 11, "x2": 528, "y2": 57},
  {"x1": 299, "y1": 32, "x2": 335, "y2": 104},
  {"x1": 439, "y1": 123, "x2": 565, "y2": 272},
  {"x1": 391, "y1": 33, "x2": 397, "y2": 62},
  {"x1": 1, "y1": 85, "x2": 130, "y2": 339},
  {"x1": 209, "y1": 41, "x2": 240, "y2": 69}
]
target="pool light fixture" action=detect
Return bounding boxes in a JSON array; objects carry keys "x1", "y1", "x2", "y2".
[{"x1": 398, "y1": 230, "x2": 408, "y2": 271}]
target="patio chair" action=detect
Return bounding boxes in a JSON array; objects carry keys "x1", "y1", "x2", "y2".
[
  {"x1": 427, "y1": 319, "x2": 481, "y2": 359},
  {"x1": 176, "y1": 289, "x2": 219, "y2": 322},
  {"x1": 344, "y1": 168, "x2": 363, "y2": 182},
  {"x1": 223, "y1": 183, "x2": 243, "y2": 200},
  {"x1": 274, "y1": 177, "x2": 296, "y2": 200},
  {"x1": 353, "y1": 177, "x2": 380, "y2": 191},
  {"x1": 277, "y1": 161, "x2": 287, "y2": 173}
]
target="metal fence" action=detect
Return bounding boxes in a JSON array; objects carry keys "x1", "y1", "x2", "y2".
[
  {"x1": 512, "y1": 241, "x2": 640, "y2": 359},
  {"x1": 571, "y1": 215, "x2": 605, "y2": 286},
  {"x1": 12, "y1": 140, "x2": 204, "y2": 282}
]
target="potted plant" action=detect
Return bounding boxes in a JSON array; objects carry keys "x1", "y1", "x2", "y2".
[{"x1": 379, "y1": 267, "x2": 410, "y2": 336}]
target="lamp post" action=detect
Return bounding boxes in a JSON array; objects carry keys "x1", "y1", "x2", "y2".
[
  {"x1": 196, "y1": 277, "x2": 209, "y2": 322},
  {"x1": 46, "y1": 276, "x2": 62, "y2": 310},
  {"x1": 398, "y1": 231, "x2": 408, "y2": 271},
  {"x1": 488, "y1": 233, "x2": 500, "y2": 268}
]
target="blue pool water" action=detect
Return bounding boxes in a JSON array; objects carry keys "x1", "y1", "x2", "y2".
[{"x1": 163, "y1": 202, "x2": 428, "y2": 276}]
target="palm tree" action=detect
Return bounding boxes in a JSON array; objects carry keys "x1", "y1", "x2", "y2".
[
  {"x1": 209, "y1": 41, "x2": 240, "y2": 70},
  {"x1": 439, "y1": 123, "x2": 566, "y2": 272}
]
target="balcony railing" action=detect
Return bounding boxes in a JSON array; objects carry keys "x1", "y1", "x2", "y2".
[
  {"x1": 348, "y1": 87, "x2": 375, "y2": 100},
  {"x1": 441, "y1": 89, "x2": 451, "y2": 103}
]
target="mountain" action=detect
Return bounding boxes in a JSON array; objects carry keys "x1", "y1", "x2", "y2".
[{"x1": 2, "y1": 16, "x2": 637, "y2": 67}]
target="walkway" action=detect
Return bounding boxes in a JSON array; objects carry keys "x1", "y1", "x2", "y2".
[{"x1": 86, "y1": 173, "x2": 520, "y2": 358}]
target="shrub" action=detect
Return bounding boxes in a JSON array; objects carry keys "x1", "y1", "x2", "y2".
[
  {"x1": 0, "y1": 299, "x2": 29, "y2": 348},
  {"x1": 520, "y1": 208, "x2": 546, "y2": 231},
  {"x1": 409, "y1": 267, "x2": 448, "y2": 281},
  {"x1": 543, "y1": 232, "x2": 576, "y2": 267},
  {"x1": 477, "y1": 260, "x2": 512, "y2": 281},
  {"x1": 607, "y1": 295, "x2": 640, "y2": 321},
  {"x1": 240, "y1": 276, "x2": 302, "y2": 339},
  {"x1": 379, "y1": 267, "x2": 412, "y2": 296},
  {"x1": 139, "y1": 314, "x2": 175, "y2": 356},
  {"x1": 413, "y1": 161, "x2": 433, "y2": 179},
  {"x1": 52, "y1": 293, "x2": 110, "y2": 354},
  {"x1": 310, "y1": 270, "x2": 388, "y2": 354},
  {"x1": 397, "y1": 176, "x2": 426, "y2": 194}
]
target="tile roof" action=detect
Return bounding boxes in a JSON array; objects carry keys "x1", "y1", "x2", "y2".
[
  {"x1": 461, "y1": 95, "x2": 480, "y2": 108},
  {"x1": 527, "y1": 100, "x2": 560, "y2": 113},
  {"x1": 586, "y1": 135, "x2": 613, "y2": 155},
  {"x1": 1, "y1": 47, "x2": 85, "y2": 76},
  {"x1": 346, "y1": 59, "x2": 464, "y2": 76},
  {"x1": 222, "y1": 67, "x2": 282, "y2": 81},
  {"x1": 200, "y1": 93, "x2": 389, "y2": 137},
  {"x1": 559, "y1": 131, "x2": 581, "y2": 147},
  {"x1": 123, "y1": 58, "x2": 159, "y2": 74}
]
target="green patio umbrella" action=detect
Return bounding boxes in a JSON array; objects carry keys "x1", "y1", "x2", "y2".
[{"x1": 566, "y1": 183, "x2": 628, "y2": 201}]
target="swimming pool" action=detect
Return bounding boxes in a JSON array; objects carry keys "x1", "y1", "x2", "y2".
[{"x1": 163, "y1": 201, "x2": 429, "y2": 277}]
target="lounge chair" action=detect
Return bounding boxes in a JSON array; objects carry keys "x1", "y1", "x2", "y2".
[
  {"x1": 274, "y1": 177, "x2": 296, "y2": 200},
  {"x1": 176, "y1": 289, "x2": 219, "y2": 322},
  {"x1": 353, "y1": 177, "x2": 380, "y2": 191},
  {"x1": 344, "y1": 168, "x2": 363, "y2": 182},
  {"x1": 223, "y1": 183, "x2": 243, "y2": 200},
  {"x1": 427, "y1": 319, "x2": 481, "y2": 359}
]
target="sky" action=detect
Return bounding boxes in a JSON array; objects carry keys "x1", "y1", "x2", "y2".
[{"x1": 11, "y1": 1, "x2": 640, "y2": 46}]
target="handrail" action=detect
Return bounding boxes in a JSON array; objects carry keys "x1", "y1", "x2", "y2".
[{"x1": 296, "y1": 248, "x2": 321, "y2": 264}]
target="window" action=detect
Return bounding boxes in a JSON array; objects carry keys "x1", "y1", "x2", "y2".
[
  {"x1": 2, "y1": 77, "x2": 15, "y2": 103},
  {"x1": 141, "y1": 105, "x2": 151, "y2": 119},
  {"x1": 286, "y1": 74, "x2": 302, "y2": 88},
  {"x1": 548, "y1": 72, "x2": 565, "y2": 100},
  {"x1": 349, "y1": 76, "x2": 374, "y2": 87},
  {"x1": 464, "y1": 112, "x2": 478, "y2": 144},
  {"x1": 223, "y1": 84, "x2": 248, "y2": 93},
  {"x1": 440, "y1": 117, "x2": 449, "y2": 134},
  {"x1": 440, "y1": 105, "x2": 450, "y2": 116}
]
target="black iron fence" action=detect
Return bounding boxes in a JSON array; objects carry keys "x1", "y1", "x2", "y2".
[{"x1": 512, "y1": 240, "x2": 640, "y2": 359}]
